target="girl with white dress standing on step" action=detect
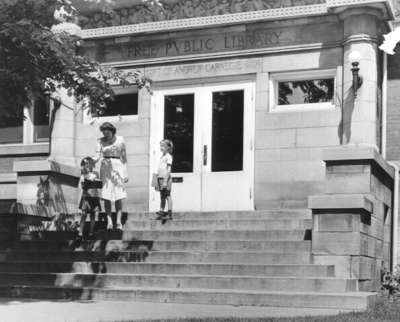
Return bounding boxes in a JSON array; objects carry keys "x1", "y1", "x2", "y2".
[{"x1": 94, "y1": 122, "x2": 128, "y2": 231}]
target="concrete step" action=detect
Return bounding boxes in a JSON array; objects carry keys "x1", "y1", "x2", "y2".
[
  {"x1": 0, "y1": 273, "x2": 358, "y2": 293},
  {"x1": 64, "y1": 210, "x2": 311, "y2": 225},
  {"x1": 146, "y1": 251, "x2": 312, "y2": 264},
  {"x1": 12, "y1": 240, "x2": 311, "y2": 252},
  {"x1": 0, "y1": 262, "x2": 335, "y2": 277},
  {"x1": 124, "y1": 210, "x2": 311, "y2": 221},
  {"x1": 0, "y1": 285, "x2": 376, "y2": 309},
  {"x1": 32, "y1": 229, "x2": 311, "y2": 241},
  {"x1": 145, "y1": 240, "x2": 311, "y2": 252},
  {"x1": 0, "y1": 250, "x2": 312, "y2": 264},
  {"x1": 123, "y1": 219, "x2": 312, "y2": 230}
]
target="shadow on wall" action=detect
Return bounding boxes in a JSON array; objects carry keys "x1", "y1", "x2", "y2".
[
  {"x1": 317, "y1": 47, "x2": 356, "y2": 145},
  {"x1": 338, "y1": 89, "x2": 355, "y2": 145}
]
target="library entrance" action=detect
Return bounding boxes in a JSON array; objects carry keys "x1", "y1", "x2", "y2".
[{"x1": 150, "y1": 81, "x2": 255, "y2": 212}]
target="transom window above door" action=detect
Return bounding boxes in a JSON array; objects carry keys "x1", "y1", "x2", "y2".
[{"x1": 269, "y1": 69, "x2": 337, "y2": 112}]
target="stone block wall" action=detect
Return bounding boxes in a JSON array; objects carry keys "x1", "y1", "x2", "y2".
[
  {"x1": 254, "y1": 47, "x2": 343, "y2": 209},
  {"x1": 75, "y1": 43, "x2": 346, "y2": 211},
  {"x1": 309, "y1": 147, "x2": 395, "y2": 291},
  {"x1": 13, "y1": 160, "x2": 80, "y2": 215},
  {"x1": 387, "y1": 52, "x2": 400, "y2": 161},
  {"x1": 0, "y1": 145, "x2": 49, "y2": 214},
  {"x1": 55, "y1": 11, "x2": 383, "y2": 211}
]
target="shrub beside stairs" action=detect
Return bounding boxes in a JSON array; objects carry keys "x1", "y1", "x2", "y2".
[{"x1": 0, "y1": 209, "x2": 376, "y2": 309}]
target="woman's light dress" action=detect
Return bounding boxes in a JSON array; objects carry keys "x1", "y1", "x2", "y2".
[{"x1": 95, "y1": 135, "x2": 128, "y2": 202}]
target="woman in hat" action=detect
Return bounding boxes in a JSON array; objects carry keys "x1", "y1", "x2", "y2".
[{"x1": 94, "y1": 122, "x2": 128, "y2": 231}]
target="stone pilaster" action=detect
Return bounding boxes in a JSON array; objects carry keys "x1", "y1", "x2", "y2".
[{"x1": 340, "y1": 8, "x2": 383, "y2": 147}]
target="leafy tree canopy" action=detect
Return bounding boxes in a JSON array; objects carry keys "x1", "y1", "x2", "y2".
[{"x1": 0, "y1": 0, "x2": 152, "y2": 123}]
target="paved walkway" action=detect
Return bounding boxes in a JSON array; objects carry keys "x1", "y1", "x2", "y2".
[{"x1": 0, "y1": 299, "x2": 354, "y2": 322}]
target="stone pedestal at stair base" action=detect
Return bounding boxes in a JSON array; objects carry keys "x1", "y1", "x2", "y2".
[
  {"x1": 13, "y1": 159, "x2": 80, "y2": 216},
  {"x1": 308, "y1": 146, "x2": 395, "y2": 292}
]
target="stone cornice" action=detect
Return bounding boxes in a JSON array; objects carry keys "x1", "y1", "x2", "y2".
[
  {"x1": 79, "y1": 0, "x2": 326, "y2": 29},
  {"x1": 82, "y1": 4, "x2": 327, "y2": 39},
  {"x1": 327, "y1": 0, "x2": 394, "y2": 18},
  {"x1": 81, "y1": 0, "x2": 395, "y2": 40}
]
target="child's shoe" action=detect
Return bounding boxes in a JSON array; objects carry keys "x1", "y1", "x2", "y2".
[
  {"x1": 166, "y1": 210, "x2": 172, "y2": 220},
  {"x1": 116, "y1": 222, "x2": 123, "y2": 231},
  {"x1": 155, "y1": 211, "x2": 165, "y2": 220}
]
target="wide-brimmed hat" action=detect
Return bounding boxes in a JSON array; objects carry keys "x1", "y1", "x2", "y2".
[{"x1": 99, "y1": 122, "x2": 116, "y2": 135}]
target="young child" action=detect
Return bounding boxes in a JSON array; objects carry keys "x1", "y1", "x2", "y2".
[
  {"x1": 77, "y1": 156, "x2": 102, "y2": 238},
  {"x1": 156, "y1": 139, "x2": 173, "y2": 220}
]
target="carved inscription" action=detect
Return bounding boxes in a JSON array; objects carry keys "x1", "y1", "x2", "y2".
[
  {"x1": 79, "y1": 0, "x2": 325, "y2": 29},
  {"x1": 89, "y1": 29, "x2": 285, "y2": 62}
]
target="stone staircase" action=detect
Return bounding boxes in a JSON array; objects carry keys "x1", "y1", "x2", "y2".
[{"x1": 0, "y1": 209, "x2": 376, "y2": 309}]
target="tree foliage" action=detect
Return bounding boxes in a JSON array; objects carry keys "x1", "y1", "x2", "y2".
[
  {"x1": 0, "y1": 0, "x2": 151, "y2": 124},
  {"x1": 278, "y1": 79, "x2": 333, "y2": 105}
]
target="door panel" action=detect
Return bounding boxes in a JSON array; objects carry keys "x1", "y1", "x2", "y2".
[
  {"x1": 150, "y1": 82, "x2": 254, "y2": 212},
  {"x1": 201, "y1": 83, "x2": 254, "y2": 211},
  {"x1": 150, "y1": 90, "x2": 202, "y2": 212}
]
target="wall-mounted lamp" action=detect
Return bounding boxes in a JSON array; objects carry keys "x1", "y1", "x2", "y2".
[{"x1": 348, "y1": 51, "x2": 363, "y2": 98}]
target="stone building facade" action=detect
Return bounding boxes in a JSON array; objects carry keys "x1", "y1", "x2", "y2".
[{"x1": 1, "y1": 0, "x2": 400, "y2": 292}]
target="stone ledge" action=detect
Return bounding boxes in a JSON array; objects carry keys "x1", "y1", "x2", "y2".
[
  {"x1": 0, "y1": 173, "x2": 17, "y2": 183},
  {"x1": 323, "y1": 146, "x2": 395, "y2": 179},
  {"x1": 308, "y1": 194, "x2": 373, "y2": 213},
  {"x1": 13, "y1": 160, "x2": 80, "y2": 178},
  {"x1": 0, "y1": 143, "x2": 49, "y2": 156}
]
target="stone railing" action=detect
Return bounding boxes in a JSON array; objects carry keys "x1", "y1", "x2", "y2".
[{"x1": 308, "y1": 146, "x2": 395, "y2": 291}]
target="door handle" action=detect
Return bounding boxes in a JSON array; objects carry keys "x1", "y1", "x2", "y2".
[{"x1": 203, "y1": 145, "x2": 208, "y2": 166}]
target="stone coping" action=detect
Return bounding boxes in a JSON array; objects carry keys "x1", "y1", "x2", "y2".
[
  {"x1": 13, "y1": 160, "x2": 80, "y2": 178},
  {"x1": 0, "y1": 143, "x2": 49, "y2": 156},
  {"x1": 0, "y1": 173, "x2": 17, "y2": 183},
  {"x1": 323, "y1": 146, "x2": 395, "y2": 179},
  {"x1": 308, "y1": 194, "x2": 373, "y2": 213}
]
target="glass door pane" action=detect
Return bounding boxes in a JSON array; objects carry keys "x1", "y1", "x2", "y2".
[
  {"x1": 211, "y1": 90, "x2": 244, "y2": 172},
  {"x1": 164, "y1": 94, "x2": 194, "y2": 173}
]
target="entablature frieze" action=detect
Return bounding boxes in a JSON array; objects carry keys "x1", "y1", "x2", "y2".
[{"x1": 80, "y1": 0, "x2": 394, "y2": 40}]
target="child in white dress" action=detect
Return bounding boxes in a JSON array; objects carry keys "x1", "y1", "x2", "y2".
[{"x1": 156, "y1": 139, "x2": 173, "y2": 220}]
